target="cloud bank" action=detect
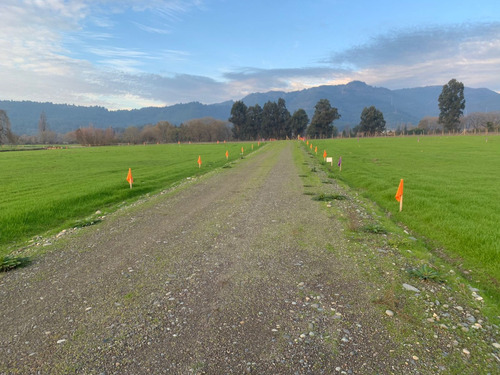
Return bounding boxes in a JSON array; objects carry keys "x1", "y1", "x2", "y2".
[{"x1": 0, "y1": 1, "x2": 499, "y2": 110}]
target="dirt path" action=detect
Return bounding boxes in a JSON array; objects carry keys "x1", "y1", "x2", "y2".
[{"x1": 1, "y1": 142, "x2": 498, "y2": 374}]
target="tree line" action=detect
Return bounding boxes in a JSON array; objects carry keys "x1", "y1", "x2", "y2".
[
  {"x1": 229, "y1": 98, "x2": 307, "y2": 140},
  {"x1": 2, "y1": 79, "x2": 498, "y2": 146},
  {"x1": 2, "y1": 117, "x2": 233, "y2": 146},
  {"x1": 229, "y1": 98, "x2": 388, "y2": 140}
]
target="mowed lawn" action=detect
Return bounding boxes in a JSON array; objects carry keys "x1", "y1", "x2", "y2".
[
  {"x1": 0, "y1": 142, "x2": 258, "y2": 255},
  {"x1": 311, "y1": 135, "x2": 500, "y2": 298}
]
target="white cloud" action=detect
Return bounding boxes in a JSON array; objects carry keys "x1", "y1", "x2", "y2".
[
  {"x1": 0, "y1": 0, "x2": 207, "y2": 108},
  {"x1": 133, "y1": 22, "x2": 171, "y2": 35},
  {"x1": 0, "y1": 1, "x2": 499, "y2": 110},
  {"x1": 327, "y1": 23, "x2": 500, "y2": 91}
]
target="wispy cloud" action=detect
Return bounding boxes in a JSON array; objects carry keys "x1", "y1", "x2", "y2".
[
  {"x1": 222, "y1": 67, "x2": 352, "y2": 95},
  {"x1": 0, "y1": 0, "x2": 499, "y2": 111},
  {"x1": 133, "y1": 22, "x2": 171, "y2": 34},
  {"x1": 0, "y1": 0, "x2": 205, "y2": 107},
  {"x1": 326, "y1": 23, "x2": 500, "y2": 90},
  {"x1": 132, "y1": 0, "x2": 204, "y2": 20}
]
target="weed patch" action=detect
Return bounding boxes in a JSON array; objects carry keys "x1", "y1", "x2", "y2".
[
  {"x1": 0, "y1": 255, "x2": 31, "y2": 272},
  {"x1": 73, "y1": 218, "x2": 102, "y2": 229},
  {"x1": 312, "y1": 193, "x2": 347, "y2": 201},
  {"x1": 373, "y1": 287, "x2": 401, "y2": 311},
  {"x1": 361, "y1": 223, "x2": 388, "y2": 234},
  {"x1": 408, "y1": 264, "x2": 445, "y2": 282}
]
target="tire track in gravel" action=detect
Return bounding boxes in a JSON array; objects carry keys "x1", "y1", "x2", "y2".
[{"x1": 1, "y1": 142, "x2": 483, "y2": 374}]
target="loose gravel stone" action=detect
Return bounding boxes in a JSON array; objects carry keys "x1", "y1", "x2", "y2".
[{"x1": 402, "y1": 283, "x2": 420, "y2": 293}]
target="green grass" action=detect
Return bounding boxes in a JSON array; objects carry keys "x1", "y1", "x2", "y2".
[
  {"x1": 0, "y1": 142, "x2": 260, "y2": 255},
  {"x1": 308, "y1": 135, "x2": 500, "y2": 303},
  {"x1": 0, "y1": 255, "x2": 31, "y2": 271}
]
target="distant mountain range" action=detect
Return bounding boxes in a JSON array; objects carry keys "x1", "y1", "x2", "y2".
[{"x1": 2, "y1": 81, "x2": 500, "y2": 135}]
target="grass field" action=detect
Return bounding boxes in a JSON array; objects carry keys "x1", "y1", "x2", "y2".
[
  {"x1": 0, "y1": 142, "x2": 259, "y2": 255},
  {"x1": 308, "y1": 135, "x2": 500, "y2": 302}
]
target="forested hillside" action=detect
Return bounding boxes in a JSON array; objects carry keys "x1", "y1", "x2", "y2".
[{"x1": 2, "y1": 81, "x2": 500, "y2": 135}]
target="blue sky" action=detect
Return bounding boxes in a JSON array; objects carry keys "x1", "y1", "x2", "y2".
[{"x1": 1, "y1": 0, "x2": 499, "y2": 109}]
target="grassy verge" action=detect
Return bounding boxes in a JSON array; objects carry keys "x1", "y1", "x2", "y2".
[
  {"x1": 0, "y1": 142, "x2": 262, "y2": 256},
  {"x1": 295, "y1": 141, "x2": 499, "y2": 372},
  {"x1": 303, "y1": 136, "x2": 500, "y2": 316}
]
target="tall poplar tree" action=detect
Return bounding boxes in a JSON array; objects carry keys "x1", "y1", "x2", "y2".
[
  {"x1": 229, "y1": 101, "x2": 247, "y2": 140},
  {"x1": 438, "y1": 79, "x2": 465, "y2": 132},
  {"x1": 0, "y1": 110, "x2": 14, "y2": 145},
  {"x1": 290, "y1": 109, "x2": 309, "y2": 137}
]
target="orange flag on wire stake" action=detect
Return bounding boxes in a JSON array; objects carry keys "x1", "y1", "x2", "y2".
[
  {"x1": 314, "y1": 146, "x2": 317, "y2": 154},
  {"x1": 395, "y1": 179, "x2": 404, "y2": 211},
  {"x1": 198, "y1": 155, "x2": 202, "y2": 168},
  {"x1": 241, "y1": 147, "x2": 244, "y2": 154},
  {"x1": 126, "y1": 168, "x2": 133, "y2": 189},
  {"x1": 323, "y1": 150, "x2": 327, "y2": 161},
  {"x1": 225, "y1": 150, "x2": 229, "y2": 159}
]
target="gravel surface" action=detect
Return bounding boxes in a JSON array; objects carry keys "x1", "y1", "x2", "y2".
[{"x1": 1, "y1": 142, "x2": 499, "y2": 374}]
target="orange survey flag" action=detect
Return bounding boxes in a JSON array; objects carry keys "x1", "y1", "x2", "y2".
[
  {"x1": 241, "y1": 147, "x2": 244, "y2": 153},
  {"x1": 197, "y1": 155, "x2": 202, "y2": 168},
  {"x1": 310, "y1": 143, "x2": 313, "y2": 149},
  {"x1": 314, "y1": 146, "x2": 317, "y2": 154},
  {"x1": 323, "y1": 150, "x2": 327, "y2": 159},
  {"x1": 225, "y1": 150, "x2": 229, "y2": 159},
  {"x1": 126, "y1": 168, "x2": 133, "y2": 188},
  {"x1": 395, "y1": 179, "x2": 404, "y2": 211},
  {"x1": 395, "y1": 179, "x2": 404, "y2": 202}
]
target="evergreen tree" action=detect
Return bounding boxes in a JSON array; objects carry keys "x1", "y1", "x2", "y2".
[
  {"x1": 290, "y1": 109, "x2": 309, "y2": 137},
  {"x1": 261, "y1": 101, "x2": 278, "y2": 139},
  {"x1": 438, "y1": 79, "x2": 465, "y2": 132},
  {"x1": 245, "y1": 104, "x2": 263, "y2": 140},
  {"x1": 359, "y1": 106, "x2": 386, "y2": 135},
  {"x1": 276, "y1": 98, "x2": 291, "y2": 138},
  {"x1": 307, "y1": 99, "x2": 340, "y2": 138},
  {"x1": 229, "y1": 101, "x2": 247, "y2": 139}
]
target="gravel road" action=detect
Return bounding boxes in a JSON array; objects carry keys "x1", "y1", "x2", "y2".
[{"x1": 1, "y1": 142, "x2": 498, "y2": 374}]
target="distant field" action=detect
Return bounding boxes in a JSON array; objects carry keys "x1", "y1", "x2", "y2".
[
  {"x1": 309, "y1": 135, "x2": 500, "y2": 300},
  {"x1": 0, "y1": 142, "x2": 259, "y2": 255}
]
